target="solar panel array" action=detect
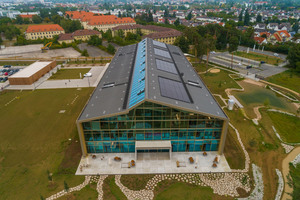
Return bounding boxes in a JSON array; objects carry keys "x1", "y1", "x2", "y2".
[
  {"x1": 154, "y1": 48, "x2": 171, "y2": 58},
  {"x1": 156, "y1": 59, "x2": 178, "y2": 74},
  {"x1": 128, "y1": 39, "x2": 146, "y2": 108},
  {"x1": 158, "y1": 77, "x2": 191, "y2": 103},
  {"x1": 153, "y1": 40, "x2": 167, "y2": 48}
]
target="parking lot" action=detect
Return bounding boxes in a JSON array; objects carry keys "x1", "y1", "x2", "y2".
[{"x1": 0, "y1": 65, "x2": 24, "y2": 89}]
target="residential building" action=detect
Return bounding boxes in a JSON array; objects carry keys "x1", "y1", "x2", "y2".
[
  {"x1": 268, "y1": 30, "x2": 291, "y2": 44},
  {"x1": 25, "y1": 24, "x2": 65, "y2": 40},
  {"x1": 254, "y1": 23, "x2": 266, "y2": 30},
  {"x1": 267, "y1": 23, "x2": 279, "y2": 31},
  {"x1": 58, "y1": 29, "x2": 101, "y2": 44},
  {"x1": 254, "y1": 36, "x2": 267, "y2": 44},
  {"x1": 76, "y1": 38, "x2": 228, "y2": 159}
]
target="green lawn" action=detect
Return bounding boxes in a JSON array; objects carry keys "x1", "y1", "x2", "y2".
[
  {"x1": 56, "y1": 184, "x2": 98, "y2": 200},
  {"x1": 103, "y1": 176, "x2": 127, "y2": 200},
  {"x1": 288, "y1": 163, "x2": 300, "y2": 200},
  {"x1": 266, "y1": 70, "x2": 300, "y2": 94},
  {"x1": 49, "y1": 68, "x2": 91, "y2": 80},
  {"x1": 155, "y1": 182, "x2": 214, "y2": 200},
  {"x1": 199, "y1": 70, "x2": 241, "y2": 98},
  {"x1": 0, "y1": 88, "x2": 94, "y2": 199},
  {"x1": 120, "y1": 174, "x2": 154, "y2": 190},
  {"x1": 267, "y1": 112, "x2": 300, "y2": 143},
  {"x1": 234, "y1": 51, "x2": 283, "y2": 65}
]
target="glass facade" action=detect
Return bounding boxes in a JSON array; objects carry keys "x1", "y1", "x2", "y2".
[{"x1": 81, "y1": 102, "x2": 223, "y2": 153}]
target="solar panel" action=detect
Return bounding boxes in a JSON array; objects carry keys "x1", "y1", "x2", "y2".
[
  {"x1": 156, "y1": 59, "x2": 178, "y2": 74},
  {"x1": 158, "y1": 77, "x2": 191, "y2": 103},
  {"x1": 153, "y1": 40, "x2": 167, "y2": 48},
  {"x1": 154, "y1": 48, "x2": 171, "y2": 58}
]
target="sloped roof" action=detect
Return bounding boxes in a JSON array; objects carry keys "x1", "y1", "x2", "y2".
[
  {"x1": 26, "y1": 24, "x2": 64, "y2": 33},
  {"x1": 254, "y1": 37, "x2": 266, "y2": 44},
  {"x1": 77, "y1": 38, "x2": 227, "y2": 122}
]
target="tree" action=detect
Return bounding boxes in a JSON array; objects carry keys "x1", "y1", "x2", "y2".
[
  {"x1": 174, "y1": 18, "x2": 180, "y2": 27},
  {"x1": 244, "y1": 9, "x2": 250, "y2": 26},
  {"x1": 203, "y1": 34, "x2": 216, "y2": 72},
  {"x1": 238, "y1": 10, "x2": 243, "y2": 22},
  {"x1": 15, "y1": 15, "x2": 23, "y2": 24},
  {"x1": 107, "y1": 44, "x2": 115, "y2": 54},
  {"x1": 287, "y1": 44, "x2": 300, "y2": 72},
  {"x1": 118, "y1": 11, "x2": 121, "y2": 18},
  {"x1": 147, "y1": 10, "x2": 153, "y2": 22},
  {"x1": 88, "y1": 35, "x2": 102, "y2": 46},
  {"x1": 172, "y1": 12, "x2": 176, "y2": 18},
  {"x1": 228, "y1": 36, "x2": 239, "y2": 68},
  {"x1": 64, "y1": 181, "x2": 69, "y2": 192},
  {"x1": 293, "y1": 23, "x2": 299, "y2": 33},
  {"x1": 117, "y1": 30, "x2": 125, "y2": 38},
  {"x1": 174, "y1": 36, "x2": 189, "y2": 53},
  {"x1": 81, "y1": 49, "x2": 89, "y2": 57},
  {"x1": 186, "y1": 12, "x2": 193, "y2": 20},
  {"x1": 256, "y1": 14, "x2": 262, "y2": 23},
  {"x1": 23, "y1": 18, "x2": 30, "y2": 24},
  {"x1": 32, "y1": 15, "x2": 42, "y2": 24},
  {"x1": 164, "y1": 9, "x2": 169, "y2": 18},
  {"x1": 44, "y1": 17, "x2": 51, "y2": 23}
]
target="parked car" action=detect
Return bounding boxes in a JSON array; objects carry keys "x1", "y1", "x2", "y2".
[
  {"x1": 3, "y1": 77, "x2": 8, "y2": 81},
  {"x1": 246, "y1": 65, "x2": 252, "y2": 69},
  {"x1": 3, "y1": 65, "x2": 11, "y2": 68},
  {"x1": 84, "y1": 73, "x2": 92, "y2": 77},
  {"x1": 0, "y1": 77, "x2": 3, "y2": 82},
  {"x1": 260, "y1": 61, "x2": 265, "y2": 64},
  {"x1": 210, "y1": 51, "x2": 216, "y2": 54},
  {"x1": 274, "y1": 53, "x2": 279, "y2": 57},
  {"x1": 4, "y1": 72, "x2": 8, "y2": 76}
]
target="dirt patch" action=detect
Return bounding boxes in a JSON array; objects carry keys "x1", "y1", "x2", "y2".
[
  {"x1": 57, "y1": 139, "x2": 82, "y2": 174},
  {"x1": 243, "y1": 78, "x2": 265, "y2": 87},
  {"x1": 210, "y1": 68, "x2": 220, "y2": 73}
]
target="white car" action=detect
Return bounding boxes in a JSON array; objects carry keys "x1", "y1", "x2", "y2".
[
  {"x1": 84, "y1": 73, "x2": 92, "y2": 77},
  {"x1": 210, "y1": 51, "x2": 216, "y2": 54},
  {"x1": 238, "y1": 63, "x2": 242, "y2": 66},
  {"x1": 274, "y1": 53, "x2": 279, "y2": 57}
]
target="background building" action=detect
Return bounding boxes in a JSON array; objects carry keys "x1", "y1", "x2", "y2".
[
  {"x1": 25, "y1": 24, "x2": 65, "y2": 40},
  {"x1": 58, "y1": 29, "x2": 101, "y2": 44},
  {"x1": 8, "y1": 61, "x2": 56, "y2": 85},
  {"x1": 76, "y1": 38, "x2": 228, "y2": 158}
]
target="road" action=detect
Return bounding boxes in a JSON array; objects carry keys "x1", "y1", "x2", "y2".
[
  {"x1": 78, "y1": 43, "x2": 111, "y2": 57},
  {"x1": 206, "y1": 51, "x2": 287, "y2": 78}
]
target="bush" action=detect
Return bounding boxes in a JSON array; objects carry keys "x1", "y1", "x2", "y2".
[{"x1": 81, "y1": 49, "x2": 89, "y2": 57}]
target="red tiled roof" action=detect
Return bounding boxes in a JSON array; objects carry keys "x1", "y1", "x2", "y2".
[
  {"x1": 58, "y1": 33, "x2": 73, "y2": 41},
  {"x1": 273, "y1": 33, "x2": 282, "y2": 42},
  {"x1": 87, "y1": 16, "x2": 135, "y2": 25},
  {"x1": 58, "y1": 29, "x2": 101, "y2": 41},
  {"x1": 277, "y1": 30, "x2": 291, "y2": 38},
  {"x1": 254, "y1": 37, "x2": 266, "y2": 44},
  {"x1": 26, "y1": 24, "x2": 64, "y2": 33},
  {"x1": 19, "y1": 14, "x2": 36, "y2": 19}
]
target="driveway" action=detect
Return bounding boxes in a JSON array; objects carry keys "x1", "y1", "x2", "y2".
[{"x1": 78, "y1": 43, "x2": 111, "y2": 57}]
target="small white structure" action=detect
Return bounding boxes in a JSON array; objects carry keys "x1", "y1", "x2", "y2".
[{"x1": 228, "y1": 99, "x2": 235, "y2": 110}]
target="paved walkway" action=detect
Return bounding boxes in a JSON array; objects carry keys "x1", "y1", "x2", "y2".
[{"x1": 282, "y1": 147, "x2": 300, "y2": 200}]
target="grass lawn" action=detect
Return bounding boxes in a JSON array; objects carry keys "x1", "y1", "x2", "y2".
[
  {"x1": 232, "y1": 81, "x2": 295, "y2": 118},
  {"x1": 266, "y1": 70, "x2": 300, "y2": 94},
  {"x1": 56, "y1": 184, "x2": 98, "y2": 200},
  {"x1": 214, "y1": 95, "x2": 226, "y2": 107},
  {"x1": 120, "y1": 174, "x2": 154, "y2": 190},
  {"x1": 103, "y1": 176, "x2": 127, "y2": 200},
  {"x1": 266, "y1": 112, "x2": 300, "y2": 143},
  {"x1": 0, "y1": 88, "x2": 94, "y2": 199},
  {"x1": 223, "y1": 127, "x2": 245, "y2": 169},
  {"x1": 234, "y1": 51, "x2": 283, "y2": 65},
  {"x1": 0, "y1": 60, "x2": 34, "y2": 66},
  {"x1": 49, "y1": 68, "x2": 91, "y2": 80},
  {"x1": 155, "y1": 181, "x2": 214, "y2": 200},
  {"x1": 199, "y1": 70, "x2": 241, "y2": 98},
  {"x1": 288, "y1": 163, "x2": 300, "y2": 200}
]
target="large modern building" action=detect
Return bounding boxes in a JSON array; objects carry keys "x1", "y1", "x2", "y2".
[{"x1": 76, "y1": 38, "x2": 228, "y2": 159}]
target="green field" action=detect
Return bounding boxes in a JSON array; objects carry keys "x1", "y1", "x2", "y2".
[
  {"x1": 199, "y1": 70, "x2": 241, "y2": 98},
  {"x1": 120, "y1": 174, "x2": 154, "y2": 190},
  {"x1": 234, "y1": 51, "x2": 283, "y2": 65},
  {"x1": 103, "y1": 176, "x2": 127, "y2": 200},
  {"x1": 0, "y1": 88, "x2": 93, "y2": 199},
  {"x1": 49, "y1": 68, "x2": 91, "y2": 80},
  {"x1": 155, "y1": 182, "x2": 214, "y2": 200},
  {"x1": 232, "y1": 81, "x2": 295, "y2": 118},
  {"x1": 267, "y1": 112, "x2": 300, "y2": 143},
  {"x1": 266, "y1": 70, "x2": 300, "y2": 94}
]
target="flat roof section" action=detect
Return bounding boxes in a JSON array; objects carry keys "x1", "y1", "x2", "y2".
[
  {"x1": 136, "y1": 141, "x2": 171, "y2": 149},
  {"x1": 10, "y1": 61, "x2": 52, "y2": 78}
]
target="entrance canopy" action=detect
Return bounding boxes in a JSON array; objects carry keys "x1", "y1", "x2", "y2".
[
  {"x1": 135, "y1": 141, "x2": 172, "y2": 160},
  {"x1": 136, "y1": 141, "x2": 171, "y2": 150}
]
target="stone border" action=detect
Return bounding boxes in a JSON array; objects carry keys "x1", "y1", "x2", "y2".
[{"x1": 275, "y1": 169, "x2": 284, "y2": 200}]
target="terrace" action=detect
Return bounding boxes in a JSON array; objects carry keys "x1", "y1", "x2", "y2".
[{"x1": 76, "y1": 151, "x2": 231, "y2": 175}]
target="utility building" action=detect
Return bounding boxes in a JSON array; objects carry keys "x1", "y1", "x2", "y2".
[{"x1": 76, "y1": 38, "x2": 228, "y2": 160}]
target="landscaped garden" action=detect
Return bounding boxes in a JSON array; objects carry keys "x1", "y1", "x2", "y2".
[
  {"x1": 49, "y1": 68, "x2": 91, "y2": 80},
  {"x1": 234, "y1": 51, "x2": 283, "y2": 65}
]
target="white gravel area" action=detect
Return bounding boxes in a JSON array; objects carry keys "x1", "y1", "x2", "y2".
[
  {"x1": 292, "y1": 154, "x2": 300, "y2": 167},
  {"x1": 275, "y1": 169, "x2": 284, "y2": 200}
]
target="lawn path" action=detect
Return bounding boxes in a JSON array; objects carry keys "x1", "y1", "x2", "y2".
[{"x1": 281, "y1": 147, "x2": 300, "y2": 200}]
